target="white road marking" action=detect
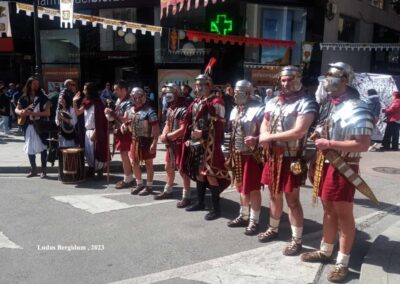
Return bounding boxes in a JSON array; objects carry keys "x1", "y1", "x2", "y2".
[
  {"x1": 52, "y1": 193, "x2": 175, "y2": 214},
  {"x1": 110, "y1": 241, "x2": 320, "y2": 284},
  {"x1": 0, "y1": 232, "x2": 22, "y2": 249}
]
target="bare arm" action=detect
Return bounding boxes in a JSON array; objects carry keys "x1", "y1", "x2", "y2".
[
  {"x1": 260, "y1": 113, "x2": 315, "y2": 144},
  {"x1": 315, "y1": 135, "x2": 371, "y2": 152},
  {"x1": 73, "y1": 92, "x2": 85, "y2": 116},
  {"x1": 166, "y1": 122, "x2": 185, "y2": 141}
]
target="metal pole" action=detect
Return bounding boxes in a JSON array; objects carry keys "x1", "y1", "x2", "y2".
[{"x1": 33, "y1": 0, "x2": 43, "y2": 83}]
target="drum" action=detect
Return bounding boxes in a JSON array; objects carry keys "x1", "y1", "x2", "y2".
[{"x1": 59, "y1": 147, "x2": 85, "y2": 184}]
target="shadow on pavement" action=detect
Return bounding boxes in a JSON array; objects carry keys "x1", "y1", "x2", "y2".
[{"x1": 354, "y1": 198, "x2": 400, "y2": 215}]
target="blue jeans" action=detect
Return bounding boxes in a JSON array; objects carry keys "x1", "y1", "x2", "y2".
[{"x1": 0, "y1": 115, "x2": 10, "y2": 134}]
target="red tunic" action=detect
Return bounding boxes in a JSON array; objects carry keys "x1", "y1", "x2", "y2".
[
  {"x1": 318, "y1": 163, "x2": 358, "y2": 202},
  {"x1": 180, "y1": 94, "x2": 230, "y2": 190}
]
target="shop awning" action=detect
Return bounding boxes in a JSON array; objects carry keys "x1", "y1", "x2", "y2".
[
  {"x1": 186, "y1": 30, "x2": 296, "y2": 48},
  {"x1": 16, "y1": 2, "x2": 162, "y2": 36},
  {"x1": 161, "y1": 0, "x2": 227, "y2": 19},
  {"x1": 320, "y1": 43, "x2": 400, "y2": 51}
]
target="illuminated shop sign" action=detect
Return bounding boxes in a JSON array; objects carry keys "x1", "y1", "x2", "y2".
[{"x1": 210, "y1": 14, "x2": 233, "y2": 36}]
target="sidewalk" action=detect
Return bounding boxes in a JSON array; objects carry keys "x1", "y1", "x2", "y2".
[{"x1": 0, "y1": 129, "x2": 167, "y2": 174}]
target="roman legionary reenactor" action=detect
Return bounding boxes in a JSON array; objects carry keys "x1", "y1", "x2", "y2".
[
  {"x1": 181, "y1": 74, "x2": 230, "y2": 220},
  {"x1": 258, "y1": 66, "x2": 319, "y2": 256},
  {"x1": 125, "y1": 87, "x2": 160, "y2": 196},
  {"x1": 301, "y1": 62, "x2": 374, "y2": 282},
  {"x1": 225, "y1": 80, "x2": 264, "y2": 235},
  {"x1": 105, "y1": 80, "x2": 133, "y2": 189},
  {"x1": 154, "y1": 83, "x2": 191, "y2": 207}
]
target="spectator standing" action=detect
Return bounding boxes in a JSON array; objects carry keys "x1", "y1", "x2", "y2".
[
  {"x1": 7, "y1": 83, "x2": 16, "y2": 129},
  {"x1": 381, "y1": 91, "x2": 400, "y2": 151},
  {"x1": 0, "y1": 83, "x2": 11, "y2": 134},
  {"x1": 264, "y1": 88, "x2": 274, "y2": 105},
  {"x1": 100, "y1": 82, "x2": 114, "y2": 104}
]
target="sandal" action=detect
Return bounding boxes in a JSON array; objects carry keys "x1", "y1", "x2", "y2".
[{"x1": 257, "y1": 228, "x2": 279, "y2": 243}]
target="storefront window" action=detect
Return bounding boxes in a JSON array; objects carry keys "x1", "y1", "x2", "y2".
[
  {"x1": 261, "y1": 6, "x2": 306, "y2": 65},
  {"x1": 99, "y1": 8, "x2": 137, "y2": 52},
  {"x1": 41, "y1": 29, "x2": 80, "y2": 64},
  {"x1": 155, "y1": 7, "x2": 205, "y2": 64},
  {"x1": 338, "y1": 15, "x2": 359, "y2": 43}
]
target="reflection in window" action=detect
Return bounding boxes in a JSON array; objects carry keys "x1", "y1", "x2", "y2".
[
  {"x1": 338, "y1": 15, "x2": 359, "y2": 43},
  {"x1": 40, "y1": 29, "x2": 80, "y2": 64},
  {"x1": 99, "y1": 8, "x2": 137, "y2": 52},
  {"x1": 370, "y1": 0, "x2": 384, "y2": 9},
  {"x1": 261, "y1": 6, "x2": 306, "y2": 65}
]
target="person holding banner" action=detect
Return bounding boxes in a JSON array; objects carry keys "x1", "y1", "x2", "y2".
[{"x1": 301, "y1": 62, "x2": 374, "y2": 283}]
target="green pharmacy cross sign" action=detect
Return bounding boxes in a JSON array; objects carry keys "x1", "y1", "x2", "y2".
[{"x1": 210, "y1": 14, "x2": 233, "y2": 35}]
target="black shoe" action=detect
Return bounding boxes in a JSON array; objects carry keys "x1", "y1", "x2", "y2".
[
  {"x1": 86, "y1": 168, "x2": 95, "y2": 177},
  {"x1": 185, "y1": 202, "x2": 205, "y2": 211},
  {"x1": 205, "y1": 210, "x2": 221, "y2": 221}
]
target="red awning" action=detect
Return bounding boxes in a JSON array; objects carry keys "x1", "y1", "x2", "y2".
[
  {"x1": 0, "y1": 38, "x2": 15, "y2": 52},
  {"x1": 186, "y1": 30, "x2": 296, "y2": 48}
]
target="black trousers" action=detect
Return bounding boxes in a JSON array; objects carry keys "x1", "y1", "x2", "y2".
[{"x1": 382, "y1": 121, "x2": 400, "y2": 150}]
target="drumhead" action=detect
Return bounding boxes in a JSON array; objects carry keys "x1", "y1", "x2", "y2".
[{"x1": 62, "y1": 147, "x2": 84, "y2": 154}]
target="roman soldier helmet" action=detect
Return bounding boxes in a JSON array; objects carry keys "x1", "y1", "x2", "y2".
[
  {"x1": 164, "y1": 83, "x2": 185, "y2": 103},
  {"x1": 326, "y1": 62, "x2": 354, "y2": 85},
  {"x1": 195, "y1": 74, "x2": 213, "y2": 86},
  {"x1": 278, "y1": 65, "x2": 303, "y2": 93},
  {"x1": 130, "y1": 87, "x2": 147, "y2": 105},
  {"x1": 234, "y1": 79, "x2": 254, "y2": 105}
]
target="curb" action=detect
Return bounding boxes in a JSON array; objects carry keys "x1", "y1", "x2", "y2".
[
  {"x1": 312, "y1": 202, "x2": 400, "y2": 283},
  {"x1": 0, "y1": 163, "x2": 166, "y2": 174}
]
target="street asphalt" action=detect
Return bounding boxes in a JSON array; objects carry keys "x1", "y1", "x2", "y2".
[{"x1": 1, "y1": 129, "x2": 400, "y2": 283}]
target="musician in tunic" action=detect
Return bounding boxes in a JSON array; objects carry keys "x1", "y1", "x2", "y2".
[
  {"x1": 301, "y1": 62, "x2": 374, "y2": 283},
  {"x1": 105, "y1": 80, "x2": 133, "y2": 189},
  {"x1": 127, "y1": 87, "x2": 160, "y2": 196},
  {"x1": 15, "y1": 77, "x2": 51, "y2": 178},
  {"x1": 73, "y1": 82, "x2": 109, "y2": 177},
  {"x1": 226, "y1": 80, "x2": 264, "y2": 235},
  {"x1": 56, "y1": 79, "x2": 77, "y2": 148},
  {"x1": 258, "y1": 66, "x2": 318, "y2": 256}
]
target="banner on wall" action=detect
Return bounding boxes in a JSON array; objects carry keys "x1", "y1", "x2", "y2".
[
  {"x1": 42, "y1": 66, "x2": 80, "y2": 93},
  {"x1": 353, "y1": 73, "x2": 400, "y2": 141},
  {"x1": 0, "y1": 1, "x2": 12, "y2": 37},
  {"x1": 250, "y1": 66, "x2": 281, "y2": 87}
]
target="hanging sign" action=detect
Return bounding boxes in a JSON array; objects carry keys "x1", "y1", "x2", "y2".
[
  {"x1": 210, "y1": 14, "x2": 232, "y2": 35},
  {"x1": 60, "y1": 0, "x2": 74, "y2": 28}
]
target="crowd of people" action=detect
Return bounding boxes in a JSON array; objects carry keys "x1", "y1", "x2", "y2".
[{"x1": 1, "y1": 61, "x2": 399, "y2": 283}]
